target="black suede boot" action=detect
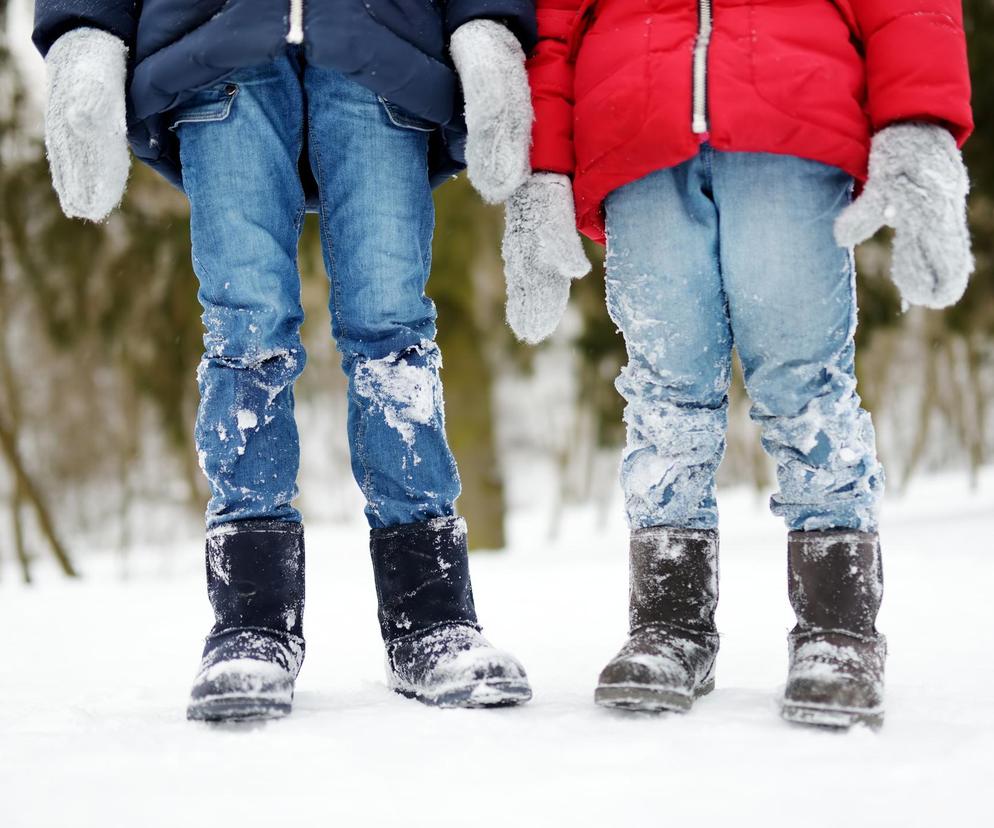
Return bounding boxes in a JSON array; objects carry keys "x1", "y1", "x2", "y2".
[
  {"x1": 781, "y1": 530, "x2": 886, "y2": 729},
  {"x1": 187, "y1": 520, "x2": 305, "y2": 722},
  {"x1": 370, "y1": 517, "x2": 531, "y2": 707},
  {"x1": 595, "y1": 527, "x2": 719, "y2": 712}
]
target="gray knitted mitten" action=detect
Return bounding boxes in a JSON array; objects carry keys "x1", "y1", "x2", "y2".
[
  {"x1": 450, "y1": 20, "x2": 533, "y2": 204},
  {"x1": 502, "y1": 173, "x2": 591, "y2": 344},
  {"x1": 45, "y1": 28, "x2": 130, "y2": 222},
  {"x1": 835, "y1": 123, "x2": 973, "y2": 309}
]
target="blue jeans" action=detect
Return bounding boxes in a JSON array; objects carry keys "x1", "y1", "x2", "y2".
[
  {"x1": 175, "y1": 54, "x2": 460, "y2": 529},
  {"x1": 604, "y1": 147, "x2": 884, "y2": 532}
]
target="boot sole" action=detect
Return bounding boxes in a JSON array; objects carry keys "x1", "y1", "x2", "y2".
[
  {"x1": 187, "y1": 694, "x2": 292, "y2": 722},
  {"x1": 594, "y1": 677, "x2": 715, "y2": 713},
  {"x1": 781, "y1": 701, "x2": 884, "y2": 730},
  {"x1": 394, "y1": 679, "x2": 533, "y2": 709}
]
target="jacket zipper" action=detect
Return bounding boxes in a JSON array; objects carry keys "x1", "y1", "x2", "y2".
[
  {"x1": 691, "y1": 0, "x2": 713, "y2": 134},
  {"x1": 287, "y1": 0, "x2": 304, "y2": 44}
]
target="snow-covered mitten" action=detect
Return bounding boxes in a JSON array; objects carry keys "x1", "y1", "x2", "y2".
[
  {"x1": 835, "y1": 123, "x2": 973, "y2": 309},
  {"x1": 450, "y1": 20, "x2": 533, "y2": 204},
  {"x1": 502, "y1": 173, "x2": 591, "y2": 344},
  {"x1": 44, "y1": 28, "x2": 130, "y2": 221}
]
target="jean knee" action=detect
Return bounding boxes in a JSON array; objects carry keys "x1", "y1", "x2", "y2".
[
  {"x1": 622, "y1": 382, "x2": 728, "y2": 471},
  {"x1": 350, "y1": 340, "x2": 444, "y2": 435},
  {"x1": 619, "y1": 358, "x2": 728, "y2": 529},
  {"x1": 760, "y1": 380, "x2": 884, "y2": 531},
  {"x1": 333, "y1": 279, "x2": 437, "y2": 357},
  {"x1": 616, "y1": 348, "x2": 730, "y2": 415},
  {"x1": 347, "y1": 339, "x2": 460, "y2": 526}
]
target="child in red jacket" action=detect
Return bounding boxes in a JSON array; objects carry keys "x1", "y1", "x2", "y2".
[{"x1": 501, "y1": 0, "x2": 974, "y2": 727}]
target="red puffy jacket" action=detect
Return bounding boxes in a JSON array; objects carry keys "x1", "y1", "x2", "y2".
[{"x1": 529, "y1": 0, "x2": 973, "y2": 243}]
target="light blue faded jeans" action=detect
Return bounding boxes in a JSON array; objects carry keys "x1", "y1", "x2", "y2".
[
  {"x1": 605, "y1": 146, "x2": 884, "y2": 532},
  {"x1": 175, "y1": 52, "x2": 460, "y2": 529}
]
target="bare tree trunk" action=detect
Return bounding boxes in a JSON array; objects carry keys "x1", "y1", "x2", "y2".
[
  {"x1": 900, "y1": 317, "x2": 941, "y2": 491},
  {"x1": 430, "y1": 180, "x2": 508, "y2": 551},
  {"x1": 548, "y1": 442, "x2": 568, "y2": 542},
  {"x1": 0, "y1": 413, "x2": 78, "y2": 577},
  {"x1": 856, "y1": 327, "x2": 899, "y2": 475},
  {"x1": 115, "y1": 344, "x2": 142, "y2": 578},
  {"x1": 936, "y1": 337, "x2": 970, "y2": 452},
  {"x1": 966, "y1": 334, "x2": 988, "y2": 489},
  {"x1": 0, "y1": 257, "x2": 36, "y2": 582},
  {"x1": 439, "y1": 313, "x2": 508, "y2": 551},
  {"x1": 12, "y1": 478, "x2": 31, "y2": 584}
]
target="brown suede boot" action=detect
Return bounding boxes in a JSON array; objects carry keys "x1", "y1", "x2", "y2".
[
  {"x1": 595, "y1": 527, "x2": 719, "y2": 713},
  {"x1": 781, "y1": 530, "x2": 886, "y2": 729}
]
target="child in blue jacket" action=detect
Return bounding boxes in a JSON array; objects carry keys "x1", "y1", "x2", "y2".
[{"x1": 34, "y1": 0, "x2": 539, "y2": 721}]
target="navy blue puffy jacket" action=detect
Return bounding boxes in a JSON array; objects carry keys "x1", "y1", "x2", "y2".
[{"x1": 33, "y1": 1, "x2": 537, "y2": 193}]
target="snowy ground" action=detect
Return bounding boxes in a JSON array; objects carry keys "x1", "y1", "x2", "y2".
[{"x1": 2, "y1": 470, "x2": 992, "y2": 827}]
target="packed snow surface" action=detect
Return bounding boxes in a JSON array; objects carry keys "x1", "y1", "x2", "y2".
[{"x1": 2, "y1": 470, "x2": 992, "y2": 826}]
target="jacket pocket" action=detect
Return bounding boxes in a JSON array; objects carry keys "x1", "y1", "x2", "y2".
[
  {"x1": 378, "y1": 97, "x2": 436, "y2": 132},
  {"x1": 748, "y1": 0, "x2": 866, "y2": 140},
  {"x1": 169, "y1": 83, "x2": 239, "y2": 131}
]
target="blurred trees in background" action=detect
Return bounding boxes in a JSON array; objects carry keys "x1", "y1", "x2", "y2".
[{"x1": 1, "y1": 1, "x2": 993, "y2": 579}]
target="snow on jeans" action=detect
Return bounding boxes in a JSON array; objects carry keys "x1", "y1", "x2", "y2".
[
  {"x1": 174, "y1": 53, "x2": 460, "y2": 529},
  {"x1": 604, "y1": 145, "x2": 884, "y2": 533}
]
